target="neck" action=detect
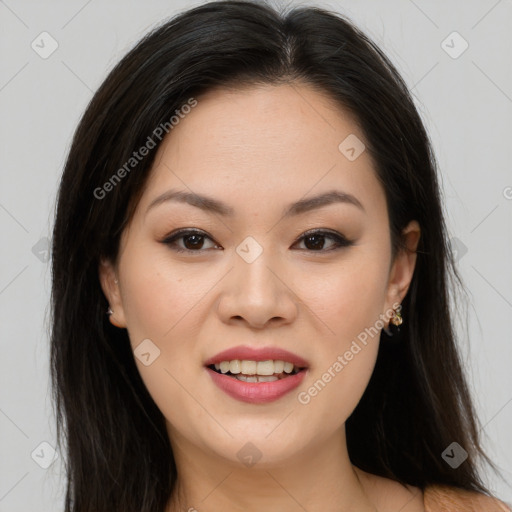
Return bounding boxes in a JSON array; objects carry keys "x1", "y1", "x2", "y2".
[{"x1": 165, "y1": 426, "x2": 378, "y2": 512}]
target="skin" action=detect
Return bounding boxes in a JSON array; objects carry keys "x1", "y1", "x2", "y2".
[{"x1": 99, "y1": 83, "x2": 423, "y2": 511}]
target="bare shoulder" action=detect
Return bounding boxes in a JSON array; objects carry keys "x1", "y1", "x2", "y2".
[
  {"x1": 353, "y1": 467, "x2": 512, "y2": 511},
  {"x1": 353, "y1": 467, "x2": 425, "y2": 512},
  {"x1": 423, "y1": 484, "x2": 512, "y2": 512}
]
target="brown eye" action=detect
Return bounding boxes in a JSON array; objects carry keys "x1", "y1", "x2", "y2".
[
  {"x1": 162, "y1": 229, "x2": 219, "y2": 253},
  {"x1": 303, "y1": 233, "x2": 328, "y2": 250},
  {"x1": 294, "y1": 230, "x2": 353, "y2": 252},
  {"x1": 182, "y1": 233, "x2": 206, "y2": 250},
  {"x1": 162, "y1": 228, "x2": 353, "y2": 254}
]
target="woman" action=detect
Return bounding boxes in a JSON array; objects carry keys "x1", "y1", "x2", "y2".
[{"x1": 50, "y1": 1, "x2": 511, "y2": 510}]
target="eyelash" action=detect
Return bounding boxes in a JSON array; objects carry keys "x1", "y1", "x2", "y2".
[{"x1": 161, "y1": 228, "x2": 354, "y2": 254}]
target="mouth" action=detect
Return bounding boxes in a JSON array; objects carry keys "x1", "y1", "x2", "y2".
[
  {"x1": 204, "y1": 346, "x2": 309, "y2": 404},
  {"x1": 207, "y1": 359, "x2": 306, "y2": 383}
]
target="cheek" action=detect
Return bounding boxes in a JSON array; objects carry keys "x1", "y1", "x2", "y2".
[
  {"x1": 294, "y1": 250, "x2": 388, "y2": 419},
  {"x1": 299, "y1": 248, "x2": 390, "y2": 342},
  {"x1": 117, "y1": 245, "x2": 213, "y2": 415},
  {"x1": 119, "y1": 243, "x2": 210, "y2": 341},
  {"x1": 118, "y1": 249, "x2": 209, "y2": 441}
]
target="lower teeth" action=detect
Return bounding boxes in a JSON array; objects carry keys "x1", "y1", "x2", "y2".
[
  {"x1": 234, "y1": 374, "x2": 279, "y2": 383},
  {"x1": 210, "y1": 365, "x2": 301, "y2": 382}
]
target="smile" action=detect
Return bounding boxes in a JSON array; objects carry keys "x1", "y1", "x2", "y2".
[
  {"x1": 204, "y1": 345, "x2": 309, "y2": 403},
  {"x1": 209, "y1": 359, "x2": 303, "y2": 382}
]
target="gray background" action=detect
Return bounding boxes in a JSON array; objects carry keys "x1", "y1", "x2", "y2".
[{"x1": 1, "y1": 0, "x2": 511, "y2": 509}]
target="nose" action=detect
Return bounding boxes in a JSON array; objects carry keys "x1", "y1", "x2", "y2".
[{"x1": 216, "y1": 252, "x2": 298, "y2": 329}]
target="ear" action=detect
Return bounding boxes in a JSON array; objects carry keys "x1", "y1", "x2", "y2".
[
  {"x1": 98, "y1": 257, "x2": 127, "y2": 328},
  {"x1": 384, "y1": 220, "x2": 421, "y2": 311}
]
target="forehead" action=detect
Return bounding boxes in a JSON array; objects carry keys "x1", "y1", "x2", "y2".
[{"x1": 137, "y1": 83, "x2": 385, "y2": 219}]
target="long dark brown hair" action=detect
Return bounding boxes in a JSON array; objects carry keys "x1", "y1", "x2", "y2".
[{"x1": 50, "y1": 1, "x2": 495, "y2": 510}]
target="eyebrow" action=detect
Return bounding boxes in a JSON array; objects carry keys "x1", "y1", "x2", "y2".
[{"x1": 145, "y1": 188, "x2": 365, "y2": 218}]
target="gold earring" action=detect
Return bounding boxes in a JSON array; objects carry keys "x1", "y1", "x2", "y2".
[{"x1": 390, "y1": 304, "x2": 403, "y2": 326}]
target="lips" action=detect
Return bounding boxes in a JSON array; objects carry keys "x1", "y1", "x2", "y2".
[{"x1": 204, "y1": 345, "x2": 309, "y2": 404}]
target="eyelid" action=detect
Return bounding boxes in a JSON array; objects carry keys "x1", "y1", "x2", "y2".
[
  {"x1": 294, "y1": 228, "x2": 346, "y2": 243},
  {"x1": 161, "y1": 228, "x2": 353, "y2": 253},
  {"x1": 292, "y1": 229, "x2": 353, "y2": 251},
  {"x1": 161, "y1": 228, "x2": 220, "y2": 253}
]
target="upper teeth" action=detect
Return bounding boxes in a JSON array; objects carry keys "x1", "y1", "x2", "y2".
[{"x1": 214, "y1": 360, "x2": 297, "y2": 375}]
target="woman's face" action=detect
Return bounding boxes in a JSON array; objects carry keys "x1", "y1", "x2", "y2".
[{"x1": 100, "y1": 83, "x2": 419, "y2": 467}]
